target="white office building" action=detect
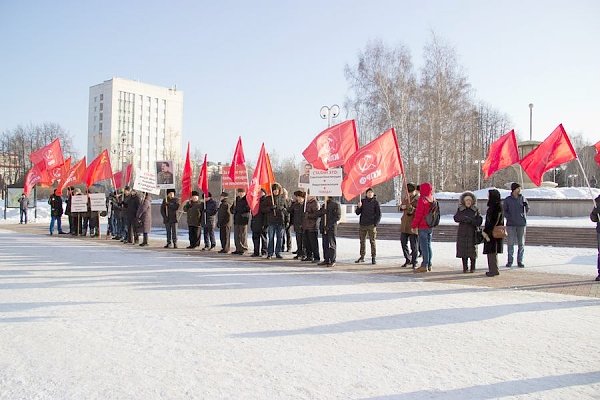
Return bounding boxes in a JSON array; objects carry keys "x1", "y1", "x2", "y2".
[{"x1": 88, "y1": 77, "x2": 183, "y2": 174}]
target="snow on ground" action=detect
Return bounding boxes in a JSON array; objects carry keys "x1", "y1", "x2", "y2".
[
  {"x1": 435, "y1": 186, "x2": 600, "y2": 200},
  {"x1": 0, "y1": 228, "x2": 599, "y2": 399}
]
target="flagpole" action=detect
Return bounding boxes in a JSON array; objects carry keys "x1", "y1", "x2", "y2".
[{"x1": 519, "y1": 165, "x2": 525, "y2": 188}]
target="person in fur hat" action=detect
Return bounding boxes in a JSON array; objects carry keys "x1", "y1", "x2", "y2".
[
  {"x1": 260, "y1": 183, "x2": 288, "y2": 259},
  {"x1": 161, "y1": 189, "x2": 180, "y2": 248},
  {"x1": 454, "y1": 191, "x2": 483, "y2": 273}
]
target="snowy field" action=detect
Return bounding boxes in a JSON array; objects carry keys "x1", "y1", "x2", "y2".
[{"x1": 0, "y1": 228, "x2": 599, "y2": 399}]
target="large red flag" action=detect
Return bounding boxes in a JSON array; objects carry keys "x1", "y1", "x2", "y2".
[
  {"x1": 24, "y1": 162, "x2": 51, "y2": 197},
  {"x1": 124, "y1": 163, "x2": 133, "y2": 187},
  {"x1": 229, "y1": 136, "x2": 246, "y2": 182},
  {"x1": 29, "y1": 138, "x2": 64, "y2": 172},
  {"x1": 113, "y1": 171, "x2": 123, "y2": 190},
  {"x1": 302, "y1": 120, "x2": 359, "y2": 170},
  {"x1": 246, "y1": 144, "x2": 274, "y2": 215},
  {"x1": 481, "y1": 129, "x2": 520, "y2": 179},
  {"x1": 594, "y1": 141, "x2": 600, "y2": 167},
  {"x1": 341, "y1": 128, "x2": 404, "y2": 201},
  {"x1": 57, "y1": 157, "x2": 86, "y2": 193},
  {"x1": 181, "y1": 143, "x2": 192, "y2": 203},
  {"x1": 263, "y1": 153, "x2": 275, "y2": 195},
  {"x1": 520, "y1": 124, "x2": 577, "y2": 186},
  {"x1": 197, "y1": 154, "x2": 209, "y2": 196},
  {"x1": 85, "y1": 150, "x2": 113, "y2": 187}
]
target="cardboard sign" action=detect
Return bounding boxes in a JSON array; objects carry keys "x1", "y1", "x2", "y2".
[
  {"x1": 134, "y1": 168, "x2": 161, "y2": 195},
  {"x1": 89, "y1": 193, "x2": 107, "y2": 212},
  {"x1": 308, "y1": 167, "x2": 343, "y2": 197},
  {"x1": 222, "y1": 164, "x2": 249, "y2": 189},
  {"x1": 71, "y1": 195, "x2": 88, "y2": 213}
]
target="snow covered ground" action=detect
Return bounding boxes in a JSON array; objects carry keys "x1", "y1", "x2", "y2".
[{"x1": 0, "y1": 228, "x2": 599, "y2": 399}]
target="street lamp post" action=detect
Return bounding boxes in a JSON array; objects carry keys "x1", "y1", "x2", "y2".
[
  {"x1": 320, "y1": 105, "x2": 340, "y2": 128},
  {"x1": 528, "y1": 103, "x2": 533, "y2": 141},
  {"x1": 111, "y1": 133, "x2": 134, "y2": 184}
]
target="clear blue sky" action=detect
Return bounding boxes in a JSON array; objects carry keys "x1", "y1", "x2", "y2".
[{"x1": 1, "y1": 0, "x2": 598, "y2": 164}]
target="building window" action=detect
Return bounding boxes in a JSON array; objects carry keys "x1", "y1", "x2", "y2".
[
  {"x1": 100, "y1": 94, "x2": 103, "y2": 101},
  {"x1": 99, "y1": 122, "x2": 103, "y2": 131},
  {"x1": 94, "y1": 96, "x2": 97, "y2": 102},
  {"x1": 100, "y1": 103, "x2": 103, "y2": 111},
  {"x1": 99, "y1": 113, "x2": 103, "y2": 121}
]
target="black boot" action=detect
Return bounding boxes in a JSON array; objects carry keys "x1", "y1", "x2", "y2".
[{"x1": 139, "y1": 233, "x2": 148, "y2": 247}]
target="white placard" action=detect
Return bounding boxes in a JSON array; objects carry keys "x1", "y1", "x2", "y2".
[
  {"x1": 71, "y1": 195, "x2": 88, "y2": 213},
  {"x1": 298, "y1": 161, "x2": 312, "y2": 189},
  {"x1": 155, "y1": 160, "x2": 175, "y2": 190},
  {"x1": 308, "y1": 167, "x2": 343, "y2": 197},
  {"x1": 133, "y1": 168, "x2": 161, "y2": 195},
  {"x1": 89, "y1": 193, "x2": 107, "y2": 212}
]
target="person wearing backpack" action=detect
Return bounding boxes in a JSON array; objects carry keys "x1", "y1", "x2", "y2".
[{"x1": 411, "y1": 182, "x2": 435, "y2": 272}]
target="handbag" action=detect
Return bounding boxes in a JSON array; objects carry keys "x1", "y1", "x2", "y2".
[
  {"x1": 491, "y1": 212, "x2": 508, "y2": 239},
  {"x1": 474, "y1": 226, "x2": 485, "y2": 245}
]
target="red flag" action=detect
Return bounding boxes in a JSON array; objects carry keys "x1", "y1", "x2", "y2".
[
  {"x1": 341, "y1": 128, "x2": 404, "y2": 201},
  {"x1": 482, "y1": 130, "x2": 520, "y2": 179},
  {"x1": 520, "y1": 124, "x2": 577, "y2": 186},
  {"x1": 263, "y1": 153, "x2": 275, "y2": 195},
  {"x1": 229, "y1": 136, "x2": 246, "y2": 182},
  {"x1": 594, "y1": 141, "x2": 600, "y2": 167},
  {"x1": 113, "y1": 171, "x2": 123, "y2": 190},
  {"x1": 24, "y1": 162, "x2": 51, "y2": 197},
  {"x1": 302, "y1": 120, "x2": 359, "y2": 170},
  {"x1": 29, "y1": 138, "x2": 64, "y2": 172},
  {"x1": 197, "y1": 154, "x2": 209, "y2": 196},
  {"x1": 85, "y1": 150, "x2": 113, "y2": 187},
  {"x1": 181, "y1": 143, "x2": 192, "y2": 203},
  {"x1": 53, "y1": 157, "x2": 72, "y2": 187},
  {"x1": 57, "y1": 157, "x2": 87, "y2": 193},
  {"x1": 246, "y1": 144, "x2": 274, "y2": 215},
  {"x1": 124, "y1": 163, "x2": 133, "y2": 187}
]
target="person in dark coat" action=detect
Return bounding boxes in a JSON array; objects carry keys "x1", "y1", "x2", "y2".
[
  {"x1": 48, "y1": 189, "x2": 65, "y2": 235},
  {"x1": 250, "y1": 189, "x2": 268, "y2": 257},
  {"x1": 590, "y1": 195, "x2": 600, "y2": 281},
  {"x1": 136, "y1": 192, "x2": 152, "y2": 246},
  {"x1": 260, "y1": 183, "x2": 288, "y2": 259},
  {"x1": 399, "y1": 183, "x2": 419, "y2": 269},
  {"x1": 454, "y1": 191, "x2": 483, "y2": 273},
  {"x1": 302, "y1": 194, "x2": 320, "y2": 262},
  {"x1": 318, "y1": 196, "x2": 341, "y2": 267},
  {"x1": 483, "y1": 189, "x2": 504, "y2": 277},
  {"x1": 19, "y1": 193, "x2": 29, "y2": 224},
  {"x1": 217, "y1": 192, "x2": 232, "y2": 253},
  {"x1": 200, "y1": 192, "x2": 218, "y2": 250},
  {"x1": 503, "y1": 182, "x2": 529, "y2": 268},
  {"x1": 65, "y1": 187, "x2": 75, "y2": 234},
  {"x1": 184, "y1": 191, "x2": 202, "y2": 248},
  {"x1": 231, "y1": 188, "x2": 250, "y2": 255},
  {"x1": 281, "y1": 188, "x2": 293, "y2": 252},
  {"x1": 120, "y1": 187, "x2": 131, "y2": 242},
  {"x1": 161, "y1": 189, "x2": 180, "y2": 248},
  {"x1": 355, "y1": 187, "x2": 381, "y2": 265},
  {"x1": 126, "y1": 189, "x2": 141, "y2": 244},
  {"x1": 289, "y1": 191, "x2": 305, "y2": 260}
]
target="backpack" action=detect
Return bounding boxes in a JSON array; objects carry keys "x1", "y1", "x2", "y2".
[{"x1": 425, "y1": 200, "x2": 440, "y2": 228}]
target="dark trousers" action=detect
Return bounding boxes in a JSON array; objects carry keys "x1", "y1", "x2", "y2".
[
  {"x1": 487, "y1": 253, "x2": 499, "y2": 275},
  {"x1": 283, "y1": 226, "x2": 292, "y2": 251},
  {"x1": 166, "y1": 222, "x2": 178, "y2": 244},
  {"x1": 462, "y1": 257, "x2": 476, "y2": 271},
  {"x1": 203, "y1": 225, "x2": 216, "y2": 248},
  {"x1": 359, "y1": 224, "x2": 377, "y2": 258},
  {"x1": 303, "y1": 230, "x2": 319, "y2": 261},
  {"x1": 220, "y1": 225, "x2": 231, "y2": 252},
  {"x1": 127, "y1": 220, "x2": 139, "y2": 242},
  {"x1": 295, "y1": 229, "x2": 304, "y2": 257},
  {"x1": 234, "y1": 224, "x2": 248, "y2": 253},
  {"x1": 251, "y1": 228, "x2": 267, "y2": 255},
  {"x1": 20, "y1": 209, "x2": 27, "y2": 223},
  {"x1": 322, "y1": 231, "x2": 336, "y2": 263},
  {"x1": 188, "y1": 226, "x2": 200, "y2": 248},
  {"x1": 400, "y1": 232, "x2": 418, "y2": 265}
]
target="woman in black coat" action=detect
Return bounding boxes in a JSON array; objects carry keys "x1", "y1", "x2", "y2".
[
  {"x1": 454, "y1": 191, "x2": 483, "y2": 273},
  {"x1": 483, "y1": 189, "x2": 504, "y2": 276}
]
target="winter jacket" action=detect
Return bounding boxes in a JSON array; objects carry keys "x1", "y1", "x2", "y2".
[
  {"x1": 454, "y1": 192, "x2": 483, "y2": 259},
  {"x1": 400, "y1": 193, "x2": 418, "y2": 234},
  {"x1": 184, "y1": 200, "x2": 202, "y2": 227},
  {"x1": 503, "y1": 194, "x2": 529, "y2": 226},
  {"x1": 412, "y1": 182, "x2": 433, "y2": 230},
  {"x1": 126, "y1": 193, "x2": 141, "y2": 220},
  {"x1": 48, "y1": 194, "x2": 63, "y2": 217},
  {"x1": 590, "y1": 195, "x2": 600, "y2": 234},
  {"x1": 250, "y1": 195, "x2": 267, "y2": 232},
  {"x1": 161, "y1": 197, "x2": 180, "y2": 224},
  {"x1": 19, "y1": 196, "x2": 29, "y2": 211},
  {"x1": 318, "y1": 199, "x2": 341, "y2": 234},
  {"x1": 217, "y1": 199, "x2": 232, "y2": 228},
  {"x1": 483, "y1": 201, "x2": 504, "y2": 255},
  {"x1": 356, "y1": 196, "x2": 381, "y2": 227},
  {"x1": 260, "y1": 194, "x2": 288, "y2": 226},
  {"x1": 302, "y1": 198, "x2": 320, "y2": 231},
  {"x1": 231, "y1": 196, "x2": 251, "y2": 226},
  {"x1": 289, "y1": 200, "x2": 305, "y2": 232},
  {"x1": 200, "y1": 198, "x2": 218, "y2": 227},
  {"x1": 136, "y1": 196, "x2": 152, "y2": 234}
]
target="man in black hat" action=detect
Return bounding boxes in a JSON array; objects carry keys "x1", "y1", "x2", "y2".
[
  {"x1": 503, "y1": 182, "x2": 529, "y2": 268},
  {"x1": 217, "y1": 191, "x2": 232, "y2": 253},
  {"x1": 251, "y1": 188, "x2": 268, "y2": 257},
  {"x1": 184, "y1": 191, "x2": 202, "y2": 248},
  {"x1": 200, "y1": 192, "x2": 218, "y2": 250},
  {"x1": 260, "y1": 183, "x2": 288, "y2": 259},
  {"x1": 288, "y1": 190, "x2": 305, "y2": 259},
  {"x1": 161, "y1": 189, "x2": 180, "y2": 248},
  {"x1": 231, "y1": 188, "x2": 250, "y2": 255}
]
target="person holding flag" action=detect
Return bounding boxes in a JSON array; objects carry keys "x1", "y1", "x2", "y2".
[
  {"x1": 260, "y1": 183, "x2": 288, "y2": 259},
  {"x1": 48, "y1": 189, "x2": 66, "y2": 235},
  {"x1": 161, "y1": 189, "x2": 180, "y2": 248},
  {"x1": 503, "y1": 182, "x2": 529, "y2": 268},
  {"x1": 355, "y1": 188, "x2": 381, "y2": 265},
  {"x1": 200, "y1": 192, "x2": 218, "y2": 250}
]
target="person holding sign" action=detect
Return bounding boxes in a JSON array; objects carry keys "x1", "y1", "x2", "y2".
[
  {"x1": 161, "y1": 189, "x2": 180, "y2": 248},
  {"x1": 136, "y1": 192, "x2": 152, "y2": 247}
]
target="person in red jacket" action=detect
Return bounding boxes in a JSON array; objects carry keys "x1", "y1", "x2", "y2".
[{"x1": 411, "y1": 182, "x2": 434, "y2": 272}]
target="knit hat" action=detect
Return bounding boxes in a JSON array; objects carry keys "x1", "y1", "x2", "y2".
[
  {"x1": 406, "y1": 183, "x2": 416, "y2": 192},
  {"x1": 166, "y1": 189, "x2": 176, "y2": 194},
  {"x1": 511, "y1": 182, "x2": 521, "y2": 192},
  {"x1": 293, "y1": 190, "x2": 305, "y2": 197},
  {"x1": 366, "y1": 188, "x2": 374, "y2": 194},
  {"x1": 220, "y1": 191, "x2": 228, "y2": 198},
  {"x1": 191, "y1": 190, "x2": 199, "y2": 196}
]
